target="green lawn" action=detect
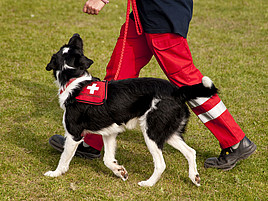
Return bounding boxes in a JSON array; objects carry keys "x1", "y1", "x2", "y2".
[{"x1": 0, "y1": 0, "x2": 267, "y2": 200}]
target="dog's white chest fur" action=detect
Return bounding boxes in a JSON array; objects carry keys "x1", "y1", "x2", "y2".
[{"x1": 58, "y1": 75, "x2": 92, "y2": 109}]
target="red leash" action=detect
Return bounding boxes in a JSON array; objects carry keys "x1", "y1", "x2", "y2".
[
  {"x1": 113, "y1": 0, "x2": 143, "y2": 80},
  {"x1": 131, "y1": 0, "x2": 143, "y2": 35}
]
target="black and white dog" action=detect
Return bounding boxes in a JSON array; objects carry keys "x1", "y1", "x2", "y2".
[{"x1": 44, "y1": 34, "x2": 218, "y2": 187}]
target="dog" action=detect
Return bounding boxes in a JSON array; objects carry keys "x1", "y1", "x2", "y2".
[{"x1": 44, "y1": 33, "x2": 218, "y2": 187}]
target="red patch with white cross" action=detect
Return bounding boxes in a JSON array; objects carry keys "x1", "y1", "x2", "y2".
[{"x1": 76, "y1": 81, "x2": 108, "y2": 105}]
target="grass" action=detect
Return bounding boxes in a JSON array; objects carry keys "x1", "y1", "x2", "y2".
[{"x1": 0, "y1": 0, "x2": 267, "y2": 200}]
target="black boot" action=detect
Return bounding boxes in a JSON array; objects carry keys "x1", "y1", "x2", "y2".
[
  {"x1": 204, "y1": 136, "x2": 256, "y2": 170},
  {"x1": 48, "y1": 135, "x2": 101, "y2": 159}
]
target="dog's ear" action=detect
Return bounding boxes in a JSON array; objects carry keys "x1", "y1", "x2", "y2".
[
  {"x1": 68, "y1": 34, "x2": 83, "y2": 50},
  {"x1": 46, "y1": 55, "x2": 57, "y2": 71},
  {"x1": 79, "y1": 56, "x2": 93, "y2": 69}
]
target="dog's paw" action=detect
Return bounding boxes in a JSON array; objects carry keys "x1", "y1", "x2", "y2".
[
  {"x1": 114, "y1": 166, "x2": 128, "y2": 181},
  {"x1": 138, "y1": 180, "x2": 155, "y2": 187},
  {"x1": 44, "y1": 170, "x2": 63, "y2": 177},
  {"x1": 189, "y1": 174, "x2": 201, "y2": 187}
]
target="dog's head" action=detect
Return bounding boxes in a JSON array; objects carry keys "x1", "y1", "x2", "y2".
[{"x1": 46, "y1": 33, "x2": 93, "y2": 86}]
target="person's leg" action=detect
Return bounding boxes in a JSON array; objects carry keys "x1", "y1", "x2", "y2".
[
  {"x1": 83, "y1": 19, "x2": 153, "y2": 151},
  {"x1": 104, "y1": 19, "x2": 153, "y2": 80},
  {"x1": 145, "y1": 33, "x2": 256, "y2": 169}
]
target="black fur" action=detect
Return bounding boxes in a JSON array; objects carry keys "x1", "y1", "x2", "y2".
[
  {"x1": 45, "y1": 34, "x2": 219, "y2": 186},
  {"x1": 46, "y1": 34, "x2": 218, "y2": 148}
]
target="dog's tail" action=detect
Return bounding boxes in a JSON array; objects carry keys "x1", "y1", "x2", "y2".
[{"x1": 174, "y1": 76, "x2": 218, "y2": 102}]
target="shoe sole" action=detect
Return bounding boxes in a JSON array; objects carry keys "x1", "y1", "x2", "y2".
[
  {"x1": 204, "y1": 143, "x2": 257, "y2": 171},
  {"x1": 49, "y1": 137, "x2": 101, "y2": 159}
]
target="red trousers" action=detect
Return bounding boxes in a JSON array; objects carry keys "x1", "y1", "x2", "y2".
[{"x1": 84, "y1": 19, "x2": 245, "y2": 150}]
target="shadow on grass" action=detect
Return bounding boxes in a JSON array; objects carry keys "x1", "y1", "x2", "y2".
[
  {"x1": 118, "y1": 129, "x2": 216, "y2": 160},
  {"x1": 2, "y1": 78, "x2": 62, "y2": 162},
  {"x1": 10, "y1": 78, "x2": 61, "y2": 122}
]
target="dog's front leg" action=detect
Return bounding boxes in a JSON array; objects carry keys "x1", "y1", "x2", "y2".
[
  {"x1": 102, "y1": 135, "x2": 128, "y2": 181},
  {"x1": 44, "y1": 134, "x2": 81, "y2": 177}
]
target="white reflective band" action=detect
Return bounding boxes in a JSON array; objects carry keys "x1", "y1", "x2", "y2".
[
  {"x1": 188, "y1": 97, "x2": 210, "y2": 108},
  {"x1": 197, "y1": 101, "x2": 227, "y2": 124}
]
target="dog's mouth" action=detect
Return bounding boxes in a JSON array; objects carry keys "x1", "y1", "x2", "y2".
[{"x1": 67, "y1": 33, "x2": 83, "y2": 50}]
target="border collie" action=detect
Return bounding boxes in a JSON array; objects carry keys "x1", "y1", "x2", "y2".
[{"x1": 44, "y1": 34, "x2": 218, "y2": 187}]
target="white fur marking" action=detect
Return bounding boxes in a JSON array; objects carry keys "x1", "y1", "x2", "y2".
[
  {"x1": 202, "y1": 76, "x2": 213, "y2": 88},
  {"x1": 138, "y1": 133, "x2": 166, "y2": 187},
  {"x1": 63, "y1": 62, "x2": 75, "y2": 70},
  {"x1": 138, "y1": 98, "x2": 165, "y2": 186},
  {"x1": 44, "y1": 133, "x2": 82, "y2": 177},
  {"x1": 125, "y1": 118, "x2": 138, "y2": 130},
  {"x1": 167, "y1": 134, "x2": 200, "y2": 186},
  {"x1": 85, "y1": 118, "x2": 138, "y2": 137},
  {"x1": 85, "y1": 123, "x2": 125, "y2": 137},
  {"x1": 139, "y1": 98, "x2": 160, "y2": 132},
  {"x1": 55, "y1": 71, "x2": 61, "y2": 88},
  {"x1": 62, "y1": 47, "x2": 70, "y2": 54},
  {"x1": 102, "y1": 135, "x2": 129, "y2": 181},
  {"x1": 58, "y1": 75, "x2": 93, "y2": 109}
]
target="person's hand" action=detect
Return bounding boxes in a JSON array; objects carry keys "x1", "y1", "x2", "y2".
[{"x1": 83, "y1": 0, "x2": 106, "y2": 15}]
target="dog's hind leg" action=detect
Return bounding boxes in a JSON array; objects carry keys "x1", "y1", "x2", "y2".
[
  {"x1": 102, "y1": 134, "x2": 128, "y2": 181},
  {"x1": 137, "y1": 98, "x2": 166, "y2": 186},
  {"x1": 44, "y1": 133, "x2": 81, "y2": 177},
  {"x1": 138, "y1": 132, "x2": 166, "y2": 187},
  {"x1": 167, "y1": 133, "x2": 201, "y2": 186}
]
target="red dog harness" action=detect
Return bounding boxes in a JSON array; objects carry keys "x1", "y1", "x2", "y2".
[
  {"x1": 76, "y1": 81, "x2": 108, "y2": 105},
  {"x1": 60, "y1": 79, "x2": 108, "y2": 105}
]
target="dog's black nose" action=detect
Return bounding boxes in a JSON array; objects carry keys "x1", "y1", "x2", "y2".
[{"x1": 73, "y1": 33, "x2": 80, "y2": 37}]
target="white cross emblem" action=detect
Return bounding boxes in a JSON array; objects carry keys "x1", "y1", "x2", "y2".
[{"x1": 87, "y1": 84, "x2": 99, "y2": 94}]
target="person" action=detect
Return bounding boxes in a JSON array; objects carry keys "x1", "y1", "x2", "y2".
[{"x1": 49, "y1": 0, "x2": 256, "y2": 170}]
